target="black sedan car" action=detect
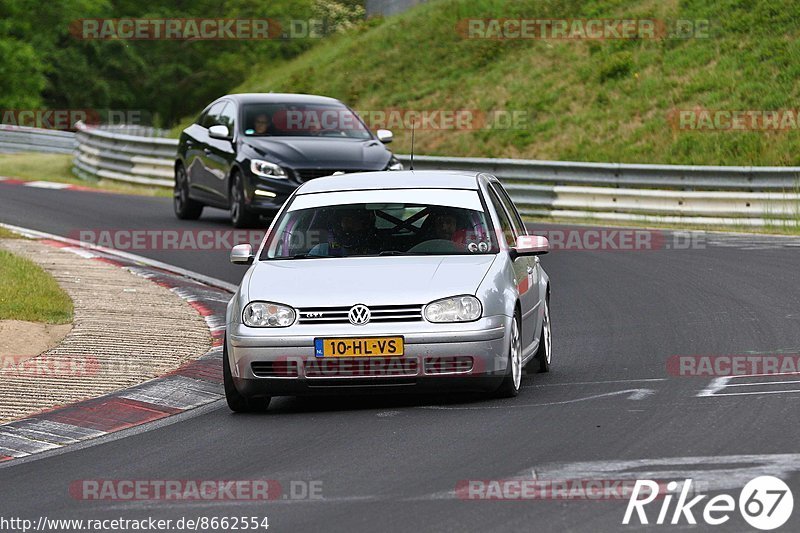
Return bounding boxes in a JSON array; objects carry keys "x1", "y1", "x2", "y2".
[{"x1": 174, "y1": 93, "x2": 402, "y2": 227}]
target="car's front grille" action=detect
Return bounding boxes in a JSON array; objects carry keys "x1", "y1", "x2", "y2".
[
  {"x1": 424, "y1": 356, "x2": 474, "y2": 375},
  {"x1": 304, "y1": 357, "x2": 418, "y2": 378},
  {"x1": 296, "y1": 305, "x2": 423, "y2": 324},
  {"x1": 251, "y1": 360, "x2": 299, "y2": 378},
  {"x1": 294, "y1": 168, "x2": 365, "y2": 182}
]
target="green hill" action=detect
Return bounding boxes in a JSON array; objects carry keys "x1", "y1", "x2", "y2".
[{"x1": 233, "y1": 0, "x2": 800, "y2": 166}]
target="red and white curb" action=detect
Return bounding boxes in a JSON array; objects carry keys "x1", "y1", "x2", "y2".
[
  {"x1": 0, "y1": 229, "x2": 233, "y2": 464},
  {"x1": 0, "y1": 176, "x2": 108, "y2": 193}
]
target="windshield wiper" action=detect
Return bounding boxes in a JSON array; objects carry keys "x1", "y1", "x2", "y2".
[
  {"x1": 378, "y1": 250, "x2": 409, "y2": 256},
  {"x1": 288, "y1": 254, "x2": 328, "y2": 259}
]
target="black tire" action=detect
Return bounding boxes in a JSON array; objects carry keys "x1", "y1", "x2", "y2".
[
  {"x1": 223, "y1": 334, "x2": 271, "y2": 413},
  {"x1": 173, "y1": 164, "x2": 203, "y2": 220},
  {"x1": 230, "y1": 171, "x2": 260, "y2": 228},
  {"x1": 533, "y1": 296, "x2": 552, "y2": 373},
  {"x1": 496, "y1": 310, "x2": 523, "y2": 398}
]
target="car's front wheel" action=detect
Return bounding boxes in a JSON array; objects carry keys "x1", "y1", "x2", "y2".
[
  {"x1": 496, "y1": 311, "x2": 522, "y2": 398},
  {"x1": 223, "y1": 335, "x2": 271, "y2": 413},
  {"x1": 230, "y1": 171, "x2": 260, "y2": 228},
  {"x1": 173, "y1": 165, "x2": 203, "y2": 220}
]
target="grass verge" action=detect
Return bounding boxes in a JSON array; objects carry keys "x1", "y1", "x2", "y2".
[
  {"x1": 0, "y1": 248, "x2": 73, "y2": 324},
  {"x1": 525, "y1": 216, "x2": 800, "y2": 236},
  {"x1": 0, "y1": 153, "x2": 171, "y2": 197}
]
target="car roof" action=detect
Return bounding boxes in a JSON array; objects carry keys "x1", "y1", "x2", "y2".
[
  {"x1": 295, "y1": 170, "x2": 482, "y2": 194},
  {"x1": 222, "y1": 93, "x2": 345, "y2": 105}
]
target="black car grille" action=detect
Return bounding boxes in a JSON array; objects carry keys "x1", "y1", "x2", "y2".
[
  {"x1": 293, "y1": 169, "x2": 367, "y2": 182},
  {"x1": 304, "y1": 357, "x2": 418, "y2": 378},
  {"x1": 296, "y1": 305, "x2": 423, "y2": 324},
  {"x1": 424, "y1": 356, "x2": 474, "y2": 375},
  {"x1": 251, "y1": 360, "x2": 299, "y2": 378}
]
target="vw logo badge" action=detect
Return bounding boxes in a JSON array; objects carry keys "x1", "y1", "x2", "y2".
[{"x1": 348, "y1": 304, "x2": 371, "y2": 325}]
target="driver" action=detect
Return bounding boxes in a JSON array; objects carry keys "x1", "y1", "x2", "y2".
[
  {"x1": 309, "y1": 207, "x2": 377, "y2": 256},
  {"x1": 431, "y1": 212, "x2": 458, "y2": 240},
  {"x1": 252, "y1": 113, "x2": 277, "y2": 135},
  {"x1": 329, "y1": 208, "x2": 377, "y2": 255}
]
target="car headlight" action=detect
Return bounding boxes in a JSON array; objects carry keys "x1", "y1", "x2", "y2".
[
  {"x1": 243, "y1": 302, "x2": 296, "y2": 327},
  {"x1": 386, "y1": 156, "x2": 404, "y2": 171},
  {"x1": 251, "y1": 159, "x2": 288, "y2": 179},
  {"x1": 424, "y1": 295, "x2": 482, "y2": 323}
]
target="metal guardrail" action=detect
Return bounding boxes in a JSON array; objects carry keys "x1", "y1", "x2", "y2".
[
  {"x1": 4, "y1": 125, "x2": 800, "y2": 226},
  {"x1": 72, "y1": 122, "x2": 175, "y2": 187},
  {"x1": 0, "y1": 126, "x2": 76, "y2": 155},
  {"x1": 397, "y1": 155, "x2": 800, "y2": 226}
]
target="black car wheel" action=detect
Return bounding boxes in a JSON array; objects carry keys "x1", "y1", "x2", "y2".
[
  {"x1": 230, "y1": 171, "x2": 260, "y2": 228},
  {"x1": 173, "y1": 165, "x2": 203, "y2": 220},
  {"x1": 223, "y1": 334, "x2": 271, "y2": 413}
]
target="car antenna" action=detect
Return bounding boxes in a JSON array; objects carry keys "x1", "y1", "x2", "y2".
[{"x1": 409, "y1": 121, "x2": 415, "y2": 170}]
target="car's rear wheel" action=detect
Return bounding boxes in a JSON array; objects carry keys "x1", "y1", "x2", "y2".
[
  {"x1": 533, "y1": 296, "x2": 552, "y2": 373},
  {"x1": 223, "y1": 334, "x2": 271, "y2": 413},
  {"x1": 230, "y1": 171, "x2": 260, "y2": 228},
  {"x1": 496, "y1": 310, "x2": 522, "y2": 398},
  {"x1": 173, "y1": 165, "x2": 203, "y2": 220}
]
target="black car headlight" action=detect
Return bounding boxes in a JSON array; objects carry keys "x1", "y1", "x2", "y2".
[
  {"x1": 386, "y1": 156, "x2": 404, "y2": 171},
  {"x1": 251, "y1": 159, "x2": 288, "y2": 179}
]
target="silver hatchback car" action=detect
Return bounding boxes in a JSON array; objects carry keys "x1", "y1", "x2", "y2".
[{"x1": 224, "y1": 170, "x2": 551, "y2": 411}]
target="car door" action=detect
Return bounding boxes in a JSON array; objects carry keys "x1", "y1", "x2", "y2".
[
  {"x1": 181, "y1": 106, "x2": 215, "y2": 201},
  {"x1": 190, "y1": 100, "x2": 227, "y2": 204},
  {"x1": 486, "y1": 183, "x2": 539, "y2": 351},
  {"x1": 202, "y1": 101, "x2": 237, "y2": 206}
]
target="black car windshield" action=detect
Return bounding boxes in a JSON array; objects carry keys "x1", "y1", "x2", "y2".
[
  {"x1": 241, "y1": 103, "x2": 372, "y2": 139},
  {"x1": 262, "y1": 202, "x2": 499, "y2": 259}
]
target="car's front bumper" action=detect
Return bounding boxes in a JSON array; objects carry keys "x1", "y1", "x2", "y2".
[{"x1": 227, "y1": 316, "x2": 512, "y2": 396}]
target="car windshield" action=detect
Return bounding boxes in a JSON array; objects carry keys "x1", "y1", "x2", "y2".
[
  {"x1": 241, "y1": 102, "x2": 372, "y2": 139},
  {"x1": 261, "y1": 195, "x2": 498, "y2": 259}
]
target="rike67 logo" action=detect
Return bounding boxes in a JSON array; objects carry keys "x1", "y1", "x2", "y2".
[{"x1": 623, "y1": 476, "x2": 794, "y2": 530}]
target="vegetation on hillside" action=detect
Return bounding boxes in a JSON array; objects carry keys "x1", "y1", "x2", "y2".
[{"x1": 234, "y1": 0, "x2": 800, "y2": 165}]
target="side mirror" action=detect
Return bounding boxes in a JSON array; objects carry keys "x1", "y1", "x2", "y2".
[
  {"x1": 376, "y1": 129, "x2": 393, "y2": 144},
  {"x1": 511, "y1": 235, "x2": 549, "y2": 257},
  {"x1": 230, "y1": 244, "x2": 254, "y2": 265},
  {"x1": 209, "y1": 124, "x2": 231, "y2": 140}
]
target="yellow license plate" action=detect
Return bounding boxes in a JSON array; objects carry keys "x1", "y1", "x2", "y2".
[{"x1": 314, "y1": 337, "x2": 404, "y2": 357}]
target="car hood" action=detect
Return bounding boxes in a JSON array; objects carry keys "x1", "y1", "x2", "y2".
[
  {"x1": 243, "y1": 137, "x2": 391, "y2": 169},
  {"x1": 246, "y1": 255, "x2": 497, "y2": 308}
]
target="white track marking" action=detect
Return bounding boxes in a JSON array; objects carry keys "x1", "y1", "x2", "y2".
[
  {"x1": 696, "y1": 377, "x2": 731, "y2": 397},
  {"x1": 419, "y1": 388, "x2": 656, "y2": 410},
  {"x1": 535, "y1": 378, "x2": 666, "y2": 387},
  {"x1": 698, "y1": 372, "x2": 800, "y2": 397},
  {"x1": 24, "y1": 181, "x2": 71, "y2": 189}
]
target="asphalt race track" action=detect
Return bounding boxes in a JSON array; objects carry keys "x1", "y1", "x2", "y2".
[{"x1": 2, "y1": 182, "x2": 800, "y2": 531}]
